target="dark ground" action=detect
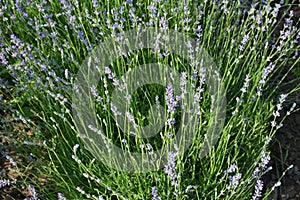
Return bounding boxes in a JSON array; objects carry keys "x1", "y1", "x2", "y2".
[{"x1": 264, "y1": 108, "x2": 300, "y2": 200}]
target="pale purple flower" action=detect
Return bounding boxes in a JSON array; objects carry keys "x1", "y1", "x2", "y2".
[
  {"x1": 73, "y1": 144, "x2": 79, "y2": 153},
  {"x1": 92, "y1": 0, "x2": 99, "y2": 8},
  {"x1": 239, "y1": 34, "x2": 250, "y2": 51},
  {"x1": 146, "y1": 143, "x2": 152, "y2": 151},
  {"x1": 252, "y1": 150, "x2": 272, "y2": 179},
  {"x1": 259, "y1": 151, "x2": 270, "y2": 168},
  {"x1": 72, "y1": 155, "x2": 82, "y2": 163},
  {"x1": 25, "y1": 184, "x2": 39, "y2": 200},
  {"x1": 279, "y1": 94, "x2": 287, "y2": 103},
  {"x1": 0, "y1": 178, "x2": 17, "y2": 188},
  {"x1": 159, "y1": 16, "x2": 168, "y2": 30},
  {"x1": 58, "y1": 193, "x2": 66, "y2": 200},
  {"x1": 256, "y1": 63, "x2": 276, "y2": 96},
  {"x1": 226, "y1": 173, "x2": 242, "y2": 189},
  {"x1": 241, "y1": 74, "x2": 251, "y2": 93},
  {"x1": 165, "y1": 84, "x2": 178, "y2": 113},
  {"x1": 110, "y1": 103, "x2": 122, "y2": 116},
  {"x1": 90, "y1": 85, "x2": 99, "y2": 98},
  {"x1": 180, "y1": 72, "x2": 187, "y2": 93},
  {"x1": 166, "y1": 118, "x2": 176, "y2": 125},
  {"x1": 97, "y1": 195, "x2": 105, "y2": 200},
  {"x1": 165, "y1": 149, "x2": 179, "y2": 194},
  {"x1": 224, "y1": 163, "x2": 237, "y2": 174},
  {"x1": 125, "y1": 111, "x2": 134, "y2": 123},
  {"x1": 124, "y1": 94, "x2": 131, "y2": 101},
  {"x1": 272, "y1": 110, "x2": 280, "y2": 117},
  {"x1": 271, "y1": 120, "x2": 277, "y2": 127},
  {"x1": 287, "y1": 102, "x2": 297, "y2": 115},
  {"x1": 152, "y1": 187, "x2": 162, "y2": 200},
  {"x1": 76, "y1": 186, "x2": 85, "y2": 195},
  {"x1": 145, "y1": 143, "x2": 155, "y2": 156},
  {"x1": 251, "y1": 180, "x2": 263, "y2": 200}
]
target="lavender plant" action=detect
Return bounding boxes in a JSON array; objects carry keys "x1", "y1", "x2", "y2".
[{"x1": 0, "y1": 0, "x2": 299, "y2": 199}]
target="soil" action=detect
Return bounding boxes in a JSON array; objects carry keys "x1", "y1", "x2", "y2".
[{"x1": 264, "y1": 108, "x2": 300, "y2": 200}]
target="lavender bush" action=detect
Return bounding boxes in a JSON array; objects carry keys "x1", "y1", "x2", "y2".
[{"x1": 0, "y1": 0, "x2": 299, "y2": 199}]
